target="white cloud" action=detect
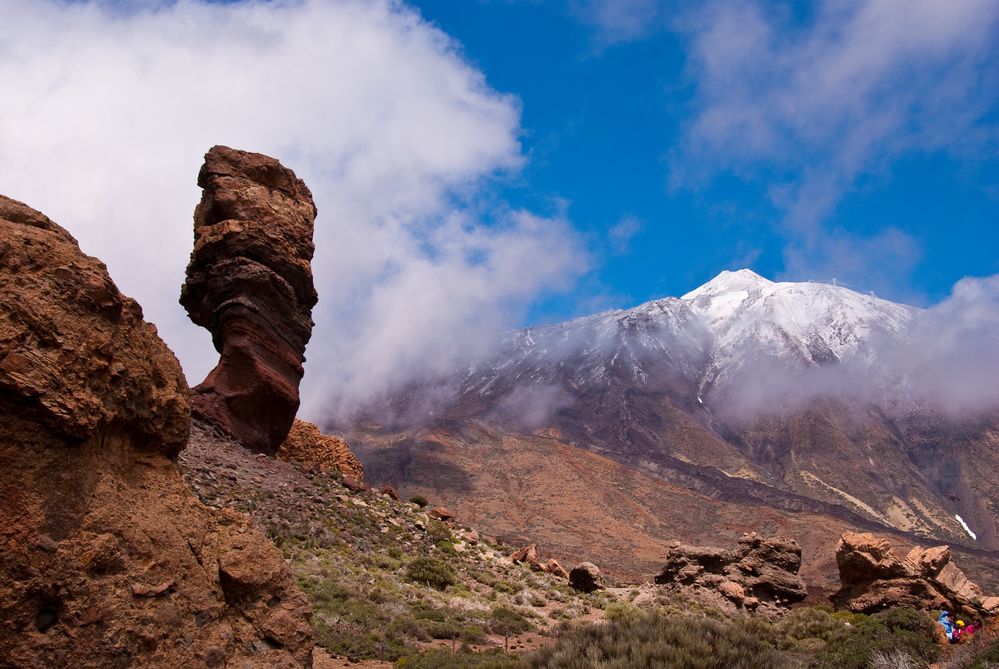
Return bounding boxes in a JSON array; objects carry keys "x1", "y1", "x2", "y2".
[
  {"x1": 674, "y1": 0, "x2": 999, "y2": 289},
  {"x1": 569, "y1": 0, "x2": 666, "y2": 45},
  {"x1": 607, "y1": 215, "x2": 644, "y2": 255},
  {"x1": 0, "y1": 0, "x2": 586, "y2": 419}
]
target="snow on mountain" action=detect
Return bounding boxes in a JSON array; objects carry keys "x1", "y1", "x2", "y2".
[{"x1": 459, "y1": 269, "x2": 919, "y2": 405}]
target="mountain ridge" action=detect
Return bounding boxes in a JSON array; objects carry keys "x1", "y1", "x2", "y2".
[{"x1": 342, "y1": 269, "x2": 999, "y2": 588}]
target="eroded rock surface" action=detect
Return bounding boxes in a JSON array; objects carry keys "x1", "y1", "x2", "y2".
[
  {"x1": 277, "y1": 420, "x2": 363, "y2": 480},
  {"x1": 653, "y1": 533, "x2": 807, "y2": 615},
  {"x1": 181, "y1": 146, "x2": 318, "y2": 454},
  {"x1": 0, "y1": 195, "x2": 313, "y2": 668},
  {"x1": 833, "y1": 531, "x2": 997, "y2": 617}
]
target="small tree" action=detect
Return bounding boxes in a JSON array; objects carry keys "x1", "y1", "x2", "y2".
[{"x1": 489, "y1": 606, "x2": 531, "y2": 652}]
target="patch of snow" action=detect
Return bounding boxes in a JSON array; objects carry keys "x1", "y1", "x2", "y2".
[{"x1": 955, "y1": 514, "x2": 977, "y2": 540}]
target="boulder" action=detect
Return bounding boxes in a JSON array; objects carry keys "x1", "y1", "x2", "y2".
[
  {"x1": 545, "y1": 559, "x2": 570, "y2": 580},
  {"x1": 569, "y1": 562, "x2": 603, "y2": 592},
  {"x1": 653, "y1": 533, "x2": 807, "y2": 615},
  {"x1": 181, "y1": 146, "x2": 318, "y2": 454},
  {"x1": 832, "y1": 532, "x2": 995, "y2": 616},
  {"x1": 429, "y1": 507, "x2": 455, "y2": 522},
  {"x1": 836, "y1": 532, "x2": 913, "y2": 586},
  {"x1": 510, "y1": 544, "x2": 543, "y2": 570},
  {"x1": 0, "y1": 195, "x2": 313, "y2": 667},
  {"x1": 276, "y1": 419, "x2": 364, "y2": 480}
]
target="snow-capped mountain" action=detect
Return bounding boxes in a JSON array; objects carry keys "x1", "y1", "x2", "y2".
[{"x1": 454, "y1": 269, "x2": 918, "y2": 410}]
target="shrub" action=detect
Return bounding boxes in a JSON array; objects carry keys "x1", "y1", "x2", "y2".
[
  {"x1": 811, "y1": 608, "x2": 940, "y2": 669},
  {"x1": 941, "y1": 626, "x2": 999, "y2": 669},
  {"x1": 774, "y1": 606, "x2": 851, "y2": 650},
  {"x1": 409, "y1": 495, "x2": 429, "y2": 507},
  {"x1": 490, "y1": 606, "x2": 533, "y2": 652},
  {"x1": 406, "y1": 557, "x2": 456, "y2": 591},
  {"x1": 395, "y1": 649, "x2": 521, "y2": 669},
  {"x1": 526, "y1": 609, "x2": 782, "y2": 669},
  {"x1": 426, "y1": 519, "x2": 453, "y2": 543}
]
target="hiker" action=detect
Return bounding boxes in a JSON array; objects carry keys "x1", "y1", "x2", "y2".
[
  {"x1": 938, "y1": 611, "x2": 956, "y2": 643},
  {"x1": 953, "y1": 619, "x2": 978, "y2": 643}
]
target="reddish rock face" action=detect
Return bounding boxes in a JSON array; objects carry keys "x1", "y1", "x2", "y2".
[
  {"x1": 276, "y1": 419, "x2": 364, "y2": 480},
  {"x1": 181, "y1": 146, "x2": 318, "y2": 454},
  {"x1": 0, "y1": 195, "x2": 313, "y2": 667},
  {"x1": 833, "y1": 532, "x2": 995, "y2": 617},
  {"x1": 653, "y1": 533, "x2": 807, "y2": 615}
]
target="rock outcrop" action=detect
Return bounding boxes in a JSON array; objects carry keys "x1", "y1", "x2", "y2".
[
  {"x1": 277, "y1": 419, "x2": 363, "y2": 480},
  {"x1": 569, "y1": 562, "x2": 603, "y2": 592},
  {"x1": 510, "y1": 544, "x2": 571, "y2": 579},
  {"x1": 181, "y1": 146, "x2": 318, "y2": 455},
  {"x1": 833, "y1": 532, "x2": 999, "y2": 617},
  {"x1": 0, "y1": 195, "x2": 313, "y2": 667},
  {"x1": 653, "y1": 534, "x2": 807, "y2": 615}
]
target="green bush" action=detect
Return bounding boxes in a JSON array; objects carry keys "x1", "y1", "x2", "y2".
[
  {"x1": 406, "y1": 557, "x2": 457, "y2": 591},
  {"x1": 810, "y1": 608, "x2": 941, "y2": 669},
  {"x1": 395, "y1": 649, "x2": 522, "y2": 669},
  {"x1": 774, "y1": 606, "x2": 851, "y2": 650},
  {"x1": 426, "y1": 519, "x2": 453, "y2": 543},
  {"x1": 527, "y1": 609, "x2": 782, "y2": 669},
  {"x1": 409, "y1": 495, "x2": 429, "y2": 507}
]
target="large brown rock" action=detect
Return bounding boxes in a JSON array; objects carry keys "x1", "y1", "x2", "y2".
[
  {"x1": 0, "y1": 196, "x2": 313, "y2": 668},
  {"x1": 833, "y1": 532, "x2": 995, "y2": 616},
  {"x1": 653, "y1": 533, "x2": 807, "y2": 615},
  {"x1": 277, "y1": 419, "x2": 363, "y2": 481},
  {"x1": 569, "y1": 562, "x2": 603, "y2": 592},
  {"x1": 181, "y1": 146, "x2": 318, "y2": 454}
]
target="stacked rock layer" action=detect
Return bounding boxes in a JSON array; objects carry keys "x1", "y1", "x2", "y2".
[{"x1": 181, "y1": 146, "x2": 318, "y2": 454}]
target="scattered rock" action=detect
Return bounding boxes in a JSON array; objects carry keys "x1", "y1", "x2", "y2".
[
  {"x1": 429, "y1": 507, "x2": 454, "y2": 522},
  {"x1": 0, "y1": 193, "x2": 313, "y2": 667},
  {"x1": 569, "y1": 562, "x2": 603, "y2": 593},
  {"x1": 510, "y1": 544, "x2": 543, "y2": 570},
  {"x1": 653, "y1": 534, "x2": 807, "y2": 615},
  {"x1": 342, "y1": 477, "x2": 367, "y2": 493},
  {"x1": 544, "y1": 559, "x2": 570, "y2": 580},
  {"x1": 381, "y1": 485, "x2": 400, "y2": 501},
  {"x1": 181, "y1": 146, "x2": 318, "y2": 454},
  {"x1": 276, "y1": 419, "x2": 363, "y2": 480},
  {"x1": 832, "y1": 532, "x2": 995, "y2": 617}
]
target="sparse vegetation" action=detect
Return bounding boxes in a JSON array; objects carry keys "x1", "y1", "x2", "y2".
[
  {"x1": 809, "y1": 608, "x2": 940, "y2": 669},
  {"x1": 941, "y1": 626, "x2": 999, "y2": 669},
  {"x1": 409, "y1": 494, "x2": 429, "y2": 507},
  {"x1": 406, "y1": 557, "x2": 457, "y2": 590},
  {"x1": 527, "y1": 607, "x2": 782, "y2": 669}
]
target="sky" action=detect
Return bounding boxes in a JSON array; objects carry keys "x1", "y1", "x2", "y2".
[{"x1": 1, "y1": 0, "x2": 998, "y2": 416}]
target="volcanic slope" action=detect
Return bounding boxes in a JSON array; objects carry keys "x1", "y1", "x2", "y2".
[{"x1": 344, "y1": 270, "x2": 999, "y2": 588}]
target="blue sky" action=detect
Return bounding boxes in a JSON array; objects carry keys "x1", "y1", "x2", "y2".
[
  {"x1": 411, "y1": 0, "x2": 999, "y2": 314},
  {"x1": 3, "y1": 0, "x2": 998, "y2": 410}
]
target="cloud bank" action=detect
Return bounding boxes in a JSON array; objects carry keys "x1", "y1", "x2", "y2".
[{"x1": 0, "y1": 0, "x2": 586, "y2": 419}]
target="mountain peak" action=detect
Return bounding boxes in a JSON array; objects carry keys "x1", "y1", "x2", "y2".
[{"x1": 681, "y1": 268, "x2": 772, "y2": 300}]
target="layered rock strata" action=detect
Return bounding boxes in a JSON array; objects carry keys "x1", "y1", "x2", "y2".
[
  {"x1": 0, "y1": 195, "x2": 313, "y2": 668},
  {"x1": 654, "y1": 533, "x2": 807, "y2": 615},
  {"x1": 833, "y1": 531, "x2": 999, "y2": 616},
  {"x1": 276, "y1": 420, "x2": 363, "y2": 480},
  {"x1": 181, "y1": 146, "x2": 318, "y2": 454}
]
